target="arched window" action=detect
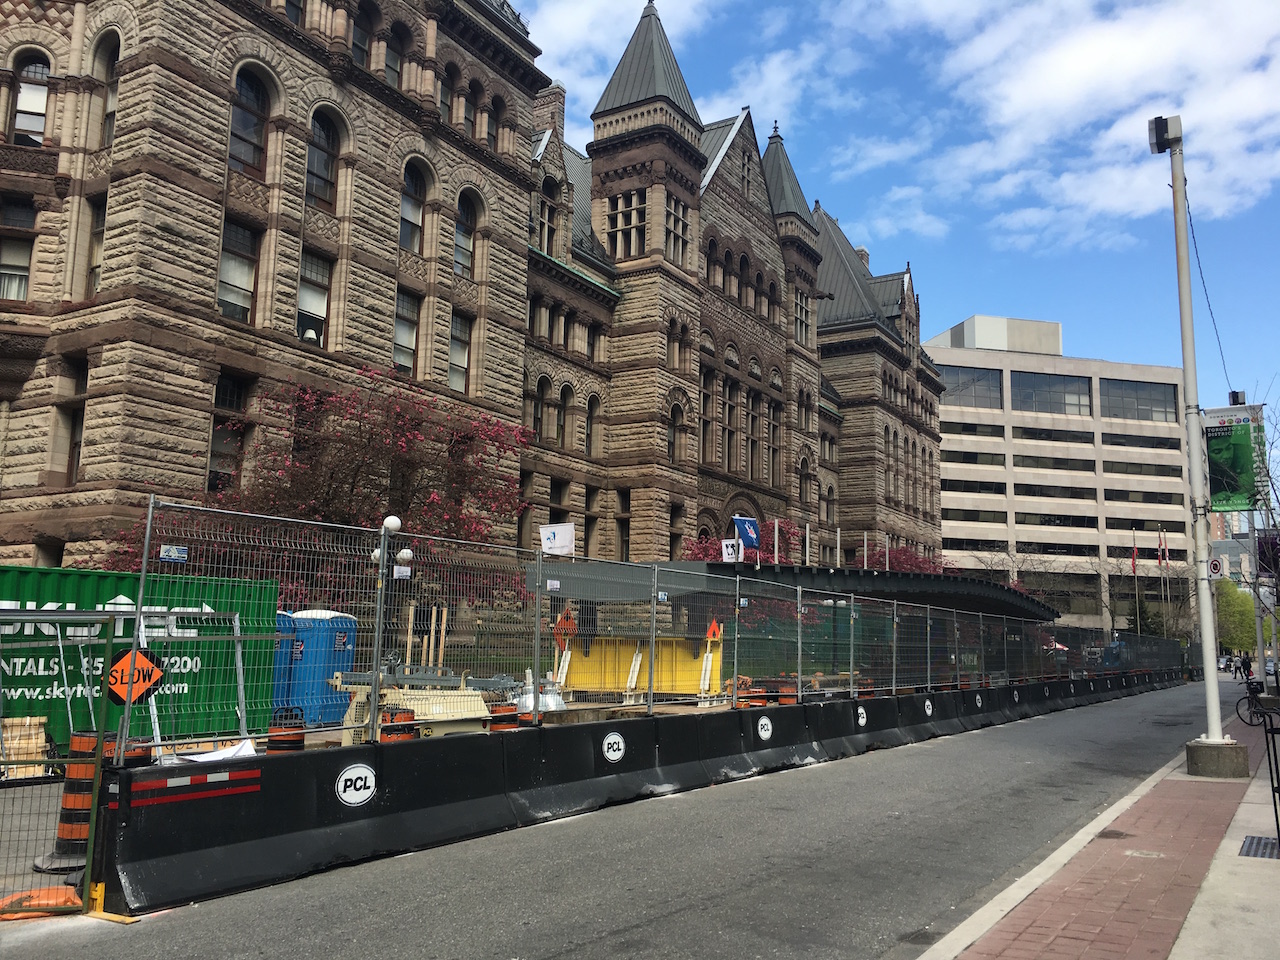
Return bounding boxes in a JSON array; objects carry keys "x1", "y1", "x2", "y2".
[
  {"x1": 799, "y1": 458, "x2": 812, "y2": 505},
  {"x1": 767, "y1": 282, "x2": 778, "y2": 325},
  {"x1": 585, "y1": 395, "x2": 600, "y2": 456},
  {"x1": 306, "y1": 112, "x2": 340, "y2": 211},
  {"x1": 400, "y1": 163, "x2": 429, "y2": 253},
  {"x1": 11, "y1": 53, "x2": 51, "y2": 148},
  {"x1": 668, "y1": 405, "x2": 684, "y2": 464},
  {"x1": 351, "y1": 9, "x2": 373, "y2": 69},
  {"x1": 453, "y1": 192, "x2": 477, "y2": 279},
  {"x1": 826, "y1": 485, "x2": 836, "y2": 523},
  {"x1": 722, "y1": 251, "x2": 733, "y2": 295},
  {"x1": 706, "y1": 239, "x2": 717, "y2": 285},
  {"x1": 700, "y1": 368, "x2": 715, "y2": 463},
  {"x1": 439, "y1": 65, "x2": 457, "y2": 124},
  {"x1": 93, "y1": 37, "x2": 120, "y2": 150},
  {"x1": 228, "y1": 69, "x2": 270, "y2": 176},
  {"x1": 488, "y1": 97, "x2": 505, "y2": 151},
  {"x1": 738, "y1": 255, "x2": 751, "y2": 308}
]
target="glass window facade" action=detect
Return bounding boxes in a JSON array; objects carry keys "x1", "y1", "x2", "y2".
[
  {"x1": 1100, "y1": 379, "x2": 1177, "y2": 422},
  {"x1": 939, "y1": 365, "x2": 1002, "y2": 409},
  {"x1": 1011, "y1": 372, "x2": 1091, "y2": 415}
]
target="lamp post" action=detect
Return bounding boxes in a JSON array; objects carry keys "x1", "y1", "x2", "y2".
[
  {"x1": 1148, "y1": 116, "x2": 1227, "y2": 748},
  {"x1": 368, "y1": 515, "x2": 404, "y2": 743}
]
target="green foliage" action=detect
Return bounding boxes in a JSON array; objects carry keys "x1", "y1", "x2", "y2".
[{"x1": 1215, "y1": 578, "x2": 1256, "y2": 650}]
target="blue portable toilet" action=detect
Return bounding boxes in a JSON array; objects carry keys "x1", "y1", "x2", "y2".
[
  {"x1": 273, "y1": 611, "x2": 298, "y2": 714},
  {"x1": 287, "y1": 610, "x2": 358, "y2": 725}
]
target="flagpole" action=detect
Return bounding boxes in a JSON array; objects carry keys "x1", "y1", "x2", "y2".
[{"x1": 1133, "y1": 528, "x2": 1141, "y2": 637}]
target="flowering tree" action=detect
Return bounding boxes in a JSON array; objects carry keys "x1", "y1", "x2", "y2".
[{"x1": 213, "y1": 370, "x2": 529, "y2": 541}]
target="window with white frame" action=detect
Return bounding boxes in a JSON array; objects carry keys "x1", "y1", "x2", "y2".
[
  {"x1": 296, "y1": 251, "x2": 330, "y2": 344},
  {"x1": 607, "y1": 190, "x2": 646, "y2": 260},
  {"x1": 218, "y1": 220, "x2": 259, "y2": 323},
  {"x1": 794, "y1": 287, "x2": 811, "y2": 347},
  {"x1": 11, "y1": 54, "x2": 51, "y2": 147},
  {"x1": 664, "y1": 194, "x2": 689, "y2": 267},
  {"x1": 394, "y1": 289, "x2": 419, "y2": 376},
  {"x1": 0, "y1": 196, "x2": 36, "y2": 301},
  {"x1": 448, "y1": 311, "x2": 472, "y2": 392}
]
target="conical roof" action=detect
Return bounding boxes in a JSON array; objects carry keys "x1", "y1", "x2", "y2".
[
  {"x1": 762, "y1": 126, "x2": 815, "y2": 229},
  {"x1": 593, "y1": 2, "x2": 702, "y2": 127}
]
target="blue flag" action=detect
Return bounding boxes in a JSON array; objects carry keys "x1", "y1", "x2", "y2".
[{"x1": 733, "y1": 517, "x2": 761, "y2": 549}]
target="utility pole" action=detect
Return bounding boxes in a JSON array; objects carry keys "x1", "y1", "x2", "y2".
[{"x1": 1148, "y1": 116, "x2": 1232, "y2": 760}]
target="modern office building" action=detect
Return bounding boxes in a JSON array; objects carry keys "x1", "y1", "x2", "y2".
[
  {"x1": 0, "y1": 0, "x2": 940, "y2": 565},
  {"x1": 924, "y1": 316, "x2": 1193, "y2": 632}
]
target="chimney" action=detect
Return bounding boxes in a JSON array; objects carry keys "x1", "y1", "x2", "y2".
[
  {"x1": 534, "y1": 82, "x2": 566, "y2": 138},
  {"x1": 854, "y1": 246, "x2": 870, "y2": 269}
]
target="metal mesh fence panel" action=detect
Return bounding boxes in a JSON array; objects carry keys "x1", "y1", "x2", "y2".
[
  {"x1": 1, "y1": 613, "x2": 118, "y2": 915},
  {"x1": 118, "y1": 501, "x2": 1192, "y2": 748}
]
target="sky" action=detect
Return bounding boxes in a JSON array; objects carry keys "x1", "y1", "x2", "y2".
[{"x1": 514, "y1": 0, "x2": 1280, "y2": 420}]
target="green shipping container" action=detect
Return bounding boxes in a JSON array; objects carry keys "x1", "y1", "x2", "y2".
[{"x1": 0, "y1": 567, "x2": 278, "y2": 754}]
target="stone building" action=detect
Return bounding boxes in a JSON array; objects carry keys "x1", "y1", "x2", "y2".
[{"x1": 0, "y1": 0, "x2": 941, "y2": 566}]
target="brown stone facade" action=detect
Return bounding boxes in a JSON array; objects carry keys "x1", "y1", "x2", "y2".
[{"x1": 0, "y1": 0, "x2": 939, "y2": 567}]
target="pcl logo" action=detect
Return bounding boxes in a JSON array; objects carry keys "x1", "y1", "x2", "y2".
[
  {"x1": 974, "y1": 693, "x2": 983, "y2": 709},
  {"x1": 1012, "y1": 690, "x2": 1020, "y2": 703},
  {"x1": 757, "y1": 716, "x2": 774, "y2": 741},
  {"x1": 602, "y1": 732, "x2": 626, "y2": 763},
  {"x1": 336, "y1": 763, "x2": 376, "y2": 806},
  {"x1": 856, "y1": 706, "x2": 867, "y2": 728},
  {"x1": 924, "y1": 698, "x2": 934, "y2": 718}
]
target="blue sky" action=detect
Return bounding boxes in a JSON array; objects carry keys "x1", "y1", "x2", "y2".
[{"x1": 518, "y1": 0, "x2": 1279, "y2": 418}]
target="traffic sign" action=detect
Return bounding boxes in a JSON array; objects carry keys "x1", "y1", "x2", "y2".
[{"x1": 107, "y1": 648, "x2": 166, "y2": 705}]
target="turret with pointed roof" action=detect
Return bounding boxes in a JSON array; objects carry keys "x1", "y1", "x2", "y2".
[{"x1": 591, "y1": 1, "x2": 703, "y2": 148}]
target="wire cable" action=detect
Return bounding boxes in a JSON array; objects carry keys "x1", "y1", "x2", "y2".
[{"x1": 1185, "y1": 192, "x2": 1232, "y2": 391}]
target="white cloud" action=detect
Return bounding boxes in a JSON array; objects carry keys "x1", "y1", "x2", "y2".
[{"x1": 519, "y1": 0, "x2": 1280, "y2": 249}]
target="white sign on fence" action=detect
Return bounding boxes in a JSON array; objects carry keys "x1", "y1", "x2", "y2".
[{"x1": 721, "y1": 539, "x2": 741, "y2": 563}]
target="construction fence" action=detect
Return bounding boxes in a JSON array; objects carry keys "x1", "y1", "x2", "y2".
[{"x1": 0, "y1": 502, "x2": 1193, "y2": 913}]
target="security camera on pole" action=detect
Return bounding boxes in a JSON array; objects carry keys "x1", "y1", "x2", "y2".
[{"x1": 1148, "y1": 116, "x2": 1246, "y2": 777}]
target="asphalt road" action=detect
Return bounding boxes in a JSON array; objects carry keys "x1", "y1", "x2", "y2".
[{"x1": 1, "y1": 681, "x2": 1242, "y2": 960}]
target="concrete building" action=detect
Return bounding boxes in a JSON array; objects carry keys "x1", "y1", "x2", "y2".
[
  {"x1": 925, "y1": 316, "x2": 1193, "y2": 632},
  {"x1": 0, "y1": 0, "x2": 940, "y2": 565}
]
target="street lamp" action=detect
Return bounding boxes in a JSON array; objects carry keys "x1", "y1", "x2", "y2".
[
  {"x1": 368, "y1": 515, "x2": 402, "y2": 743},
  {"x1": 1148, "y1": 116, "x2": 1229, "y2": 751}
]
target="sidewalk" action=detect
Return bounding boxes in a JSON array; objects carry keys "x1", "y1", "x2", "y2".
[{"x1": 923, "y1": 716, "x2": 1278, "y2": 960}]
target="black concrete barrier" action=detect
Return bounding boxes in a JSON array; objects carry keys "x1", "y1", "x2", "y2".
[
  {"x1": 504, "y1": 719, "x2": 663, "y2": 826},
  {"x1": 806, "y1": 700, "x2": 860, "y2": 759},
  {"x1": 956, "y1": 686, "x2": 1002, "y2": 731},
  {"x1": 847, "y1": 695, "x2": 907, "y2": 752},
  {"x1": 697, "y1": 708, "x2": 758, "y2": 782},
  {"x1": 734, "y1": 705, "x2": 826, "y2": 774},
  {"x1": 94, "y1": 668, "x2": 1188, "y2": 916},
  {"x1": 99, "y1": 734, "x2": 515, "y2": 915},
  {"x1": 653, "y1": 714, "x2": 712, "y2": 793}
]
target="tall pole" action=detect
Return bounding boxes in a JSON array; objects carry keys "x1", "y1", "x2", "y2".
[
  {"x1": 369, "y1": 516, "x2": 398, "y2": 744},
  {"x1": 1150, "y1": 115, "x2": 1223, "y2": 740},
  {"x1": 1249, "y1": 512, "x2": 1268, "y2": 688},
  {"x1": 1133, "y1": 528, "x2": 1141, "y2": 637}
]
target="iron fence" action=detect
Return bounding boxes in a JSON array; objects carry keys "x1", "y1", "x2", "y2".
[{"x1": 105, "y1": 500, "x2": 1189, "y2": 753}]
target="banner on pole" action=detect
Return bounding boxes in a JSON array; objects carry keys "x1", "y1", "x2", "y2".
[
  {"x1": 539, "y1": 522, "x2": 576, "y2": 557},
  {"x1": 1204, "y1": 405, "x2": 1267, "y2": 513}
]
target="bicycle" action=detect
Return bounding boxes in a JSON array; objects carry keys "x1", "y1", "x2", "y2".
[{"x1": 1235, "y1": 679, "x2": 1274, "y2": 726}]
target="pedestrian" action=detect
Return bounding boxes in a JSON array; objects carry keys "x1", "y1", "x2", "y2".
[
  {"x1": 1242, "y1": 653, "x2": 1252, "y2": 679},
  {"x1": 1233, "y1": 655, "x2": 1242, "y2": 678}
]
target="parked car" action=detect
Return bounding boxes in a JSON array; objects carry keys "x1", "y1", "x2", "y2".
[
  {"x1": 1267, "y1": 658, "x2": 1275, "y2": 676},
  {"x1": 1218, "y1": 656, "x2": 1229, "y2": 671}
]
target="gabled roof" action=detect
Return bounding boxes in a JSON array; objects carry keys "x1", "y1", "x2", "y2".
[
  {"x1": 531, "y1": 129, "x2": 552, "y2": 164},
  {"x1": 592, "y1": 1, "x2": 702, "y2": 127},
  {"x1": 812, "y1": 202, "x2": 896, "y2": 334},
  {"x1": 761, "y1": 127, "x2": 815, "y2": 229},
  {"x1": 869, "y1": 273, "x2": 905, "y2": 319},
  {"x1": 699, "y1": 111, "x2": 746, "y2": 193}
]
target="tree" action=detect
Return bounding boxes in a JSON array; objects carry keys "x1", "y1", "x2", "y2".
[
  {"x1": 99, "y1": 370, "x2": 531, "y2": 574},
  {"x1": 1215, "y1": 578, "x2": 1256, "y2": 651},
  {"x1": 854, "y1": 543, "x2": 950, "y2": 575},
  {"x1": 212, "y1": 370, "x2": 529, "y2": 540}
]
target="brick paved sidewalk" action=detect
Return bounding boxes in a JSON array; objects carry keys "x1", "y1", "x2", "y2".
[{"x1": 956, "y1": 722, "x2": 1266, "y2": 960}]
